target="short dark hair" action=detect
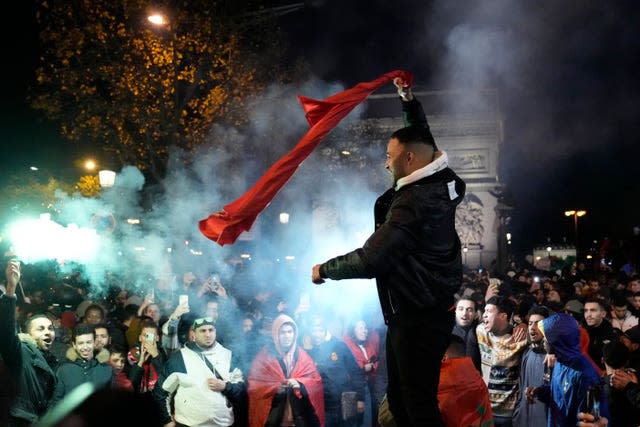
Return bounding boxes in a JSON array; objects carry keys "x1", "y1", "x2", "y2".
[
  {"x1": 139, "y1": 319, "x2": 159, "y2": 332},
  {"x1": 456, "y1": 296, "x2": 477, "y2": 310},
  {"x1": 612, "y1": 294, "x2": 628, "y2": 308},
  {"x1": 584, "y1": 297, "x2": 608, "y2": 312},
  {"x1": 527, "y1": 306, "x2": 551, "y2": 319},
  {"x1": 23, "y1": 314, "x2": 51, "y2": 333},
  {"x1": 84, "y1": 304, "x2": 105, "y2": 318},
  {"x1": 106, "y1": 343, "x2": 128, "y2": 357},
  {"x1": 486, "y1": 296, "x2": 515, "y2": 318},
  {"x1": 72, "y1": 323, "x2": 95, "y2": 341},
  {"x1": 391, "y1": 125, "x2": 436, "y2": 147},
  {"x1": 93, "y1": 323, "x2": 110, "y2": 334},
  {"x1": 446, "y1": 334, "x2": 466, "y2": 358}
]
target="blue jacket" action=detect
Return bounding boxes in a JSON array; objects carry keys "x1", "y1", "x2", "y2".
[{"x1": 537, "y1": 314, "x2": 609, "y2": 427}]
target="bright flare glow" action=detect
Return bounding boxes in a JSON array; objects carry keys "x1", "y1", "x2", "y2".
[
  {"x1": 148, "y1": 14, "x2": 167, "y2": 25},
  {"x1": 7, "y1": 216, "x2": 100, "y2": 264},
  {"x1": 577, "y1": 210, "x2": 587, "y2": 217},
  {"x1": 279, "y1": 213, "x2": 290, "y2": 224},
  {"x1": 586, "y1": 254, "x2": 593, "y2": 259},
  {"x1": 127, "y1": 218, "x2": 141, "y2": 224},
  {"x1": 84, "y1": 159, "x2": 96, "y2": 171},
  {"x1": 546, "y1": 246, "x2": 552, "y2": 252},
  {"x1": 30, "y1": 166, "x2": 39, "y2": 171},
  {"x1": 341, "y1": 150, "x2": 351, "y2": 156},
  {"x1": 285, "y1": 255, "x2": 295, "y2": 260},
  {"x1": 240, "y1": 253, "x2": 251, "y2": 259}
]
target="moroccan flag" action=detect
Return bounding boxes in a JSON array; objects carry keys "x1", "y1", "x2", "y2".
[{"x1": 199, "y1": 70, "x2": 413, "y2": 246}]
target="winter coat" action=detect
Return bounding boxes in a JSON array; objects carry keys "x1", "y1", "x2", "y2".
[
  {"x1": 49, "y1": 346, "x2": 113, "y2": 408},
  {"x1": 319, "y1": 98, "x2": 466, "y2": 325},
  {"x1": 0, "y1": 295, "x2": 58, "y2": 423},
  {"x1": 585, "y1": 320, "x2": 617, "y2": 370},
  {"x1": 154, "y1": 341, "x2": 247, "y2": 426},
  {"x1": 308, "y1": 336, "x2": 366, "y2": 411}
]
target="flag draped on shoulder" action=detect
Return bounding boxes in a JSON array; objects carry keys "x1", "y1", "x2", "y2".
[{"x1": 199, "y1": 70, "x2": 413, "y2": 246}]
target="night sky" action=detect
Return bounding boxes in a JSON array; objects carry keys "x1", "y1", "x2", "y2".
[{"x1": 3, "y1": 0, "x2": 640, "y2": 259}]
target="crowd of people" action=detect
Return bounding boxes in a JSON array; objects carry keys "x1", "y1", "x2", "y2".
[
  {"x1": 2, "y1": 79, "x2": 639, "y2": 427},
  {"x1": 1, "y1": 255, "x2": 639, "y2": 426}
]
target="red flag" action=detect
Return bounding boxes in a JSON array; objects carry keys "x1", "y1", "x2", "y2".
[{"x1": 199, "y1": 70, "x2": 413, "y2": 245}]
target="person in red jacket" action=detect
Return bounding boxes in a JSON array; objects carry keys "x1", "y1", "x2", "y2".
[
  {"x1": 343, "y1": 318, "x2": 381, "y2": 427},
  {"x1": 438, "y1": 335, "x2": 493, "y2": 427},
  {"x1": 378, "y1": 335, "x2": 493, "y2": 427},
  {"x1": 248, "y1": 313, "x2": 324, "y2": 427}
]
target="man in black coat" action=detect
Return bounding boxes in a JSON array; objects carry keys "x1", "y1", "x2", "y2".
[
  {"x1": 312, "y1": 79, "x2": 466, "y2": 427},
  {"x1": 307, "y1": 314, "x2": 366, "y2": 427},
  {"x1": 0, "y1": 259, "x2": 58, "y2": 426}
]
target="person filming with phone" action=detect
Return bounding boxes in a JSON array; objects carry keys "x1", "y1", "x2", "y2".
[{"x1": 127, "y1": 319, "x2": 167, "y2": 394}]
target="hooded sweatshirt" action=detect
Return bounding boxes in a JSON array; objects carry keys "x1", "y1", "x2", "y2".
[
  {"x1": 248, "y1": 314, "x2": 324, "y2": 427},
  {"x1": 537, "y1": 314, "x2": 609, "y2": 427}
]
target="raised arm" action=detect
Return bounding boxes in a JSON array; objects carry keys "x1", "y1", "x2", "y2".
[
  {"x1": 393, "y1": 77, "x2": 429, "y2": 128},
  {"x1": 0, "y1": 260, "x2": 22, "y2": 367}
]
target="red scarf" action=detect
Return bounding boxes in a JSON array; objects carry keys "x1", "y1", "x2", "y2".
[
  {"x1": 199, "y1": 70, "x2": 413, "y2": 245},
  {"x1": 248, "y1": 346, "x2": 325, "y2": 427},
  {"x1": 343, "y1": 330, "x2": 380, "y2": 381}
]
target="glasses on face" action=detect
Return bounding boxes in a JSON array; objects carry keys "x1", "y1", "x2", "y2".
[{"x1": 192, "y1": 317, "x2": 215, "y2": 328}]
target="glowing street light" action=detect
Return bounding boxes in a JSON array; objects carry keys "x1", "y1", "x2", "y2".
[
  {"x1": 279, "y1": 212, "x2": 290, "y2": 224},
  {"x1": 98, "y1": 170, "x2": 116, "y2": 188},
  {"x1": 147, "y1": 13, "x2": 168, "y2": 26},
  {"x1": 84, "y1": 159, "x2": 97, "y2": 171},
  {"x1": 564, "y1": 209, "x2": 587, "y2": 250}
]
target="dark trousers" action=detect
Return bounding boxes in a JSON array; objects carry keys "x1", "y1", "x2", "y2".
[
  {"x1": 385, "y1": 314, "x2": 453, "y2": 427},
  {"x1": 325, "y1": 407, "x2": 359, "y2": 427}
]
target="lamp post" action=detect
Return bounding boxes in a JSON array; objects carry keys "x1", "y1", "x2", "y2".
[{"x1": 564, "y1": 210, "x2": 586, "y2": 257}]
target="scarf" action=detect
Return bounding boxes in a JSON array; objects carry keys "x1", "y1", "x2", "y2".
[{"x1": 199, "y1": 70, "x2": 413, "y2": 245}]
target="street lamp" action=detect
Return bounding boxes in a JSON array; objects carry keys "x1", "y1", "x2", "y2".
[
  {"x1": 84, "y1": 159, "x2": 97, "y2": 171},
  {"x1": 98, "y1": 170, "x2": 116, "y2": 188},
  {"x1": 564, "y1": 209, "x2": 587, "y2": 250},
  {"x1": 147, "y1": 14, "x2": 167, "y2": 26}
]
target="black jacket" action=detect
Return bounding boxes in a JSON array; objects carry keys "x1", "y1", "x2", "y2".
[
  {"x1": 319, "y1": 97, "x2": 465, "y2": 324},
  {"x1": 308, "y1": 336, "x2": 366, "y2": 410},
  {"x1": 50, "y1": 346, "x2": 113, "y2": 408},
  {"x1": 452, "y1": 321, "x2": 481, "y2": 371},
  {"x1": 585, "y1": 320, "x2": 617, "y2": 370},
  {"x1": 0, "y1": 295, "x2": 58, "y2": 423}
]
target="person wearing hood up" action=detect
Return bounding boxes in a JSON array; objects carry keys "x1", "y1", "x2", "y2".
[
  {"x1": 0, "y1": 259, "x2": 59, "y2": 426},
  {"x1": 525, "y1": 313, "x2": 610, "y2": 427},
  {"x1": 248, "y1": 313, "x2": 324, "y2": 427}
]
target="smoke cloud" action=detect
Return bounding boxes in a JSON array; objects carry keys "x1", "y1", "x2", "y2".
[{"x1": 8, "y1": 76, "x2": 384, "y2": 323}]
